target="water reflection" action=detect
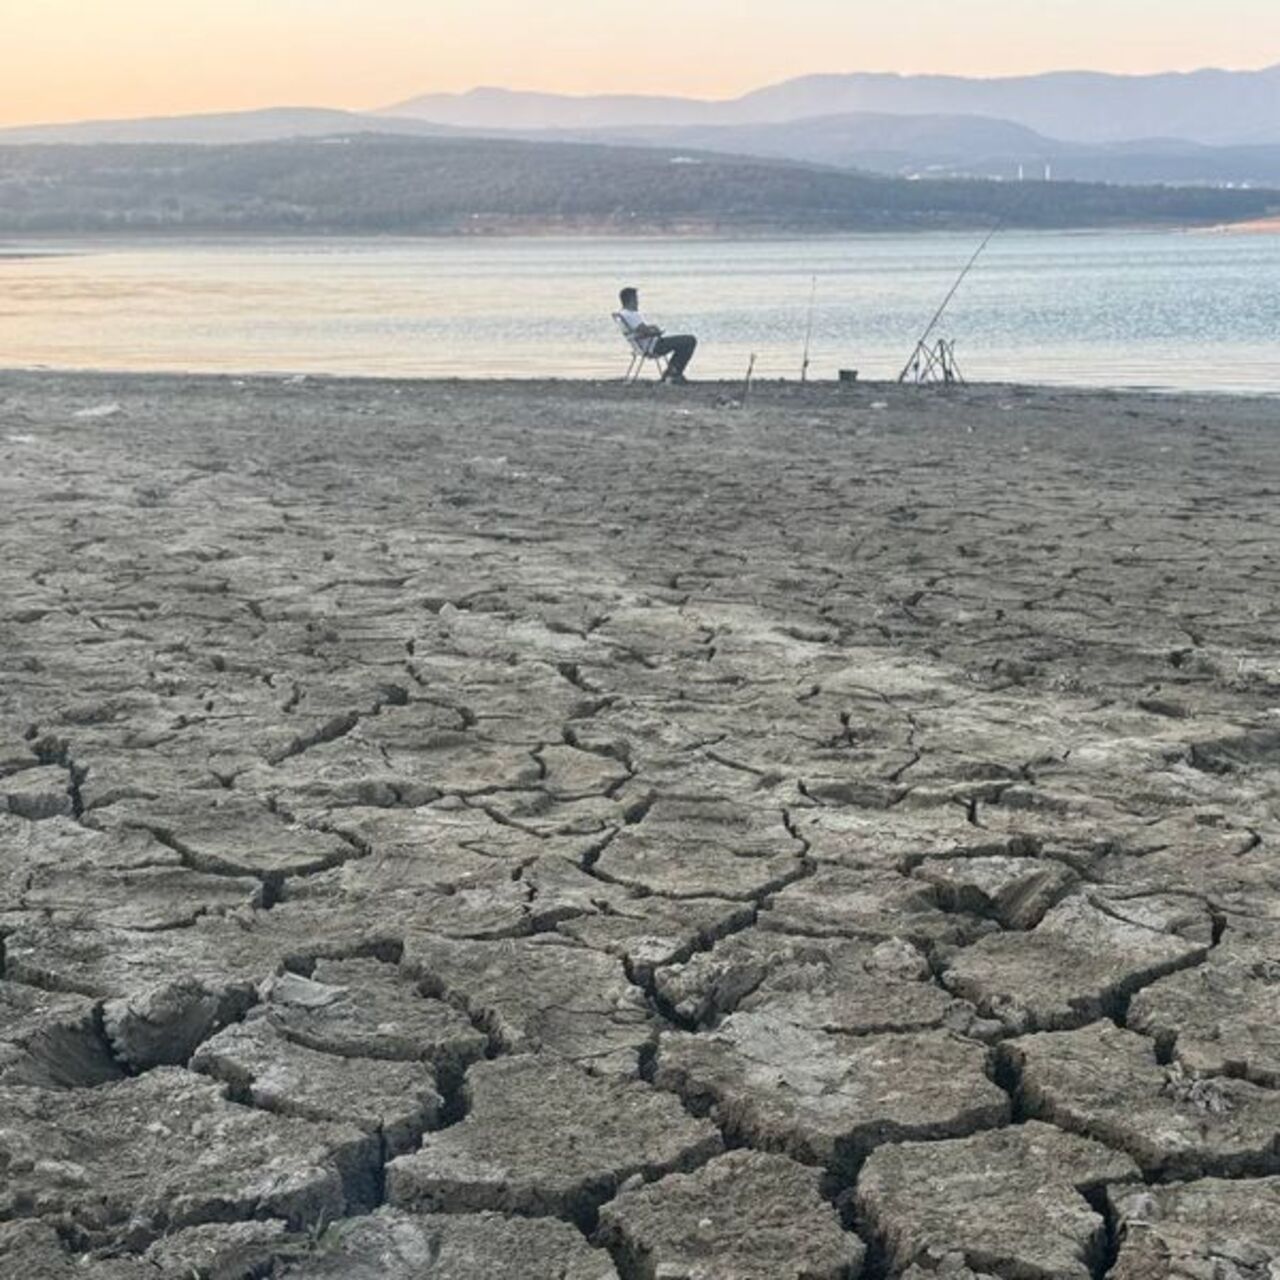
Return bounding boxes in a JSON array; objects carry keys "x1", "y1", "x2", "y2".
[{"x1": 1, "y1": 231, "x2": 1277, "y2": 391}]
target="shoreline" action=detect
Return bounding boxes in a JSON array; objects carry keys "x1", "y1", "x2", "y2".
[
  {"x1": 3, "y1": 367, "x2": 1279, "y2": 402},
  {"x1": 1203, "y1": 213, "x2": 1280, "y2": 234},
  {"x1": 2, "y1": 217, "x2": 1272, "y2": 247}
]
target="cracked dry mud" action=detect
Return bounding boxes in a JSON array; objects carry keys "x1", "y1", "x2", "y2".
[{"x1": 1, "y1": 371, "x2": 1279, "y2": 1279}]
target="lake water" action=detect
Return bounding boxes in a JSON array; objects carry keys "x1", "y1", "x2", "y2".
[{"x1": 2, "y1": 231, "x2": 1278, "y2": 391}]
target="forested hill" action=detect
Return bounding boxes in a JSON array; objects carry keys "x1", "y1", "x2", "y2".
[{"x1": 1, "y1": 134, "x2": 1274, "y2": 234}]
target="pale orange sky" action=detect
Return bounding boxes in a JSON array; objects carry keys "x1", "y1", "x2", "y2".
[{"x1": 3, "y1": 0, "x2": 1278, "y2": 127}]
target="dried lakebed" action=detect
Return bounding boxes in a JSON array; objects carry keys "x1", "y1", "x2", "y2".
[{"x1": 1, "y1": 371, "x2": 1279, "y2": 1279}]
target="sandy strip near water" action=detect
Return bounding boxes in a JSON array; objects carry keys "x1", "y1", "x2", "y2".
[
  {"x1": 2, "y1": 372, "x2": 1280, "y2": 1276},
  {"x1": 1204, "y1": 214, "x2": 1280, "y2": 234}
]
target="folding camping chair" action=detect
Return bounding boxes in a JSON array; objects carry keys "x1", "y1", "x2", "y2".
[{"x1": 613, "y1": 312, "x2": 670, "y2": 383}]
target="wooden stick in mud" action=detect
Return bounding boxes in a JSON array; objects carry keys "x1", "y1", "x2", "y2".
[{"x1": 801, "y1": 275, "x2": 817, "y2": 383}]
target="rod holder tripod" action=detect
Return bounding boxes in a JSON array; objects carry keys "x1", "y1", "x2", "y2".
[{"x1": 902, "y1": 338, "x2": 964, "y2": 385}]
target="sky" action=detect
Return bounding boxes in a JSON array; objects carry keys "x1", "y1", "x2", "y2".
[{"x1": 2, "y1": 0, "x2": 1279, "y2": 127}]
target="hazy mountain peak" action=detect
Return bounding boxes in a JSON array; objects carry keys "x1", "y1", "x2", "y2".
[
  {"x1": 383, "y1": 86, "x2": 720, "y2": 129},
  {"x1": 386, "y1": 65, "x2": 1280, "y2": 145},
  {"x1": 0, "y1": 106, "x2": 462, "y2": 146}
]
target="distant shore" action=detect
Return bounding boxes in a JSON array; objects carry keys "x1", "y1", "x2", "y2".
[
  {"x1": 1208, "y1": 214, "x2": 1280, "y2": 234},
  {"x1": 3, "y1": 213, "x2": 1277, "y2": 243}
]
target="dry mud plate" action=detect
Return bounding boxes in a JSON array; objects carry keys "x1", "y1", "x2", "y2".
[{"x1": 2, "y1": 371, "x2": 1280, "y2": 1279}]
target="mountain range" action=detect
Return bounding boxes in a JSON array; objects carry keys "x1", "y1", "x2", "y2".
[
  {"x1": 0, "y1": 107, "x2": 452, "y2": 147},
  {"x1": 3, "y1": 65, "x2": 1279, "y2": 189},
  {"x1": 552, "y1": 114, "x2": 1280, "y2": 186},
  {"x1": 386, "y1": 66, "x2": 1280, "y2": 146}
]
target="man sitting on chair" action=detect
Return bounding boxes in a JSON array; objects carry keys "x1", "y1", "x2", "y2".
[{"x1": 617, "y1": 287, "x2": 697, "y2": 383}]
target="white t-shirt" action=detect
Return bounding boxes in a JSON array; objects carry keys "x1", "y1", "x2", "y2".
[{"x1": 618, "y1": 308, "x2": 658, "y2": 355}]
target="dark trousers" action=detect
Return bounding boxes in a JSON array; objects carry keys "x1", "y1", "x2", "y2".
[{"x1": 654, "y1": 334, "x2": 697, "y2": 378}]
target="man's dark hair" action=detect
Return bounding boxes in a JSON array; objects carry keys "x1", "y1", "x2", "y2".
[{"x1": 619, "y1": 287, "x2": 638, "y2": 308}]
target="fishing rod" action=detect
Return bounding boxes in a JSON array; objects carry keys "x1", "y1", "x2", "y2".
[
  {"x1": 898, "y1": 221, "x2": 1001, "y2": 383},
  {"x1": 800, "y1": 274, "x2": 817, "y2": 383}
]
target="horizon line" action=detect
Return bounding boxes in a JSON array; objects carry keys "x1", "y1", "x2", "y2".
[
  {"x1": 409, "y1": 57, "x2": 1280, "y2": 106},
  {"x1": 5, "y1": 59, "x2": 1278, "y2": 134}
]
